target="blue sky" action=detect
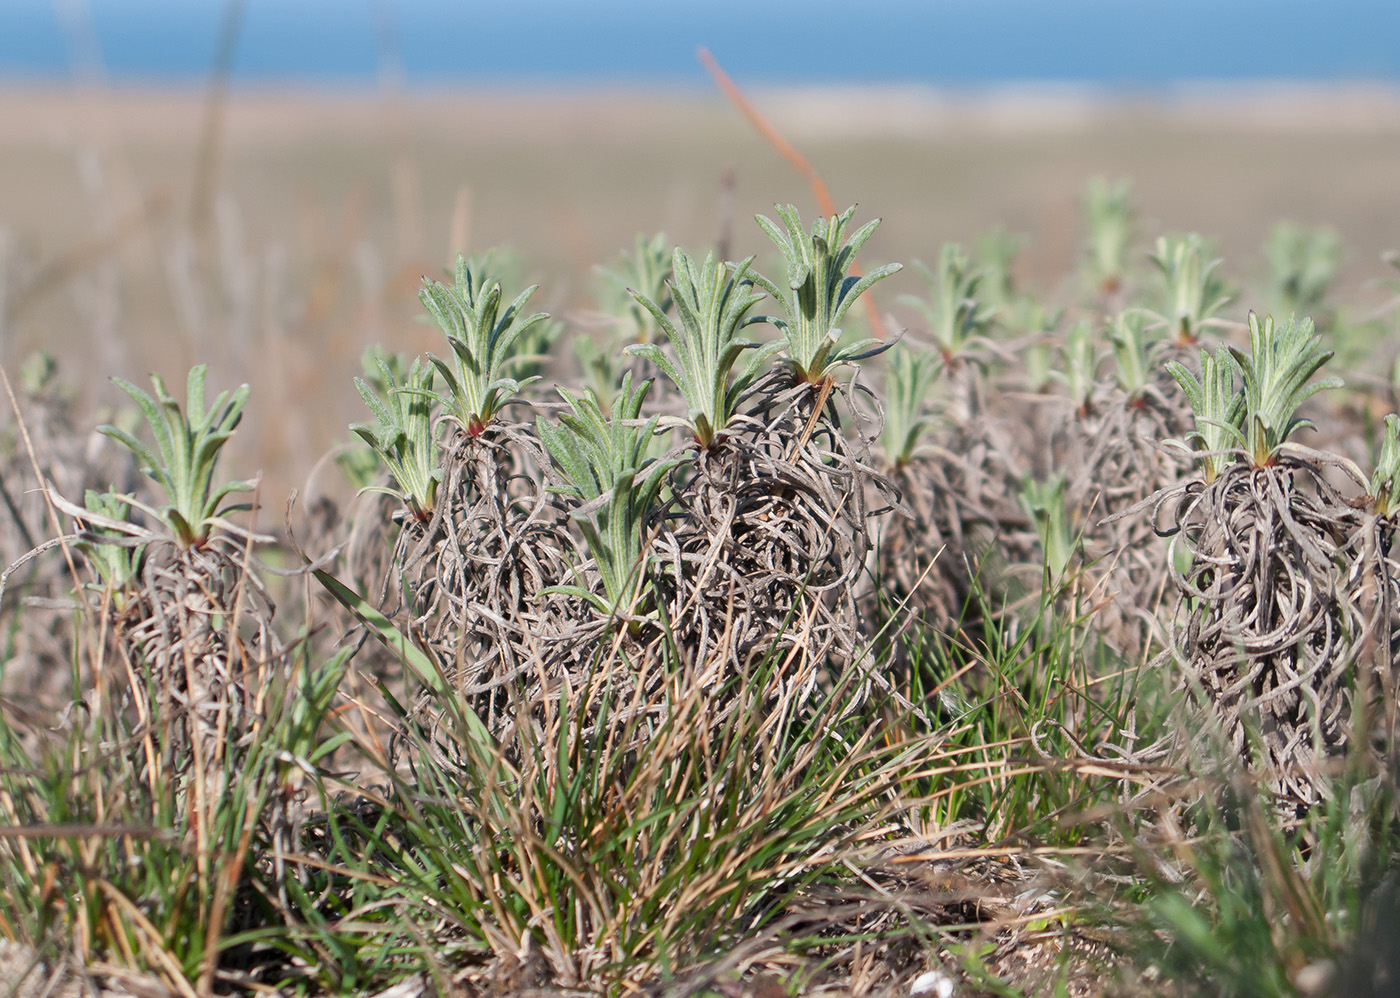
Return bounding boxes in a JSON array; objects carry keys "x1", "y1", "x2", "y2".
[{"x1": 3, "y1": 0, "x2": 1398, "y2": 89}]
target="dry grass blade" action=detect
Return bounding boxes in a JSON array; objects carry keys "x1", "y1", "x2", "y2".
[{"x1": 346, "y1": 610, "x2": 962, "y2": 992}]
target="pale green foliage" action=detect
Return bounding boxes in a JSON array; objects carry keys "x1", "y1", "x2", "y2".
[
  {"x1": 19, "y1": 350, "x2": 58, "y2": 395},
  {"x1": 357, "y1": 343, "x2": 416, "y2": 394},
  {"x1": 626, "y1": 249, "x2": 779, "y2": 448},
  {"x1": 1168, "y1": 316, "x2": 1338, "y2": 478},
  {"x1": 901, "y1": 243, "x2": 993, "y2": 362},
  {"x1": 418, "y1": 256, "x2": 549, "y2": 435},
  {"x1": 334, "y1": 446, "x2": 381, "y2": 493},
  {"x1": 976, "y1": 228, "x2": 1024, "y2": 310},
  {"x1": 1083, "y1": 176, "x2": 1137, "y2": 293},
  {"x1": 1262, "y1": 221, "x2": 1340, "y2": 320},
  {"x1": 1108, "y1": 310, "x2": 1156, "y2": 401},
  {"x1": 508, "y1": 314, "x2": 565, "y2": 382},
  {"x1": 1228, "y1": 312, "x2": 1341, "y2": 468},
  {"x1": 537, "y1": 373, "x2": 677, "y2": 615},
  {"x1": 752, "y1": 204, "x2": 901, "y2": 384},
  {"x1": 1368, "y1": 414, "x2": 1400, "y2": 516},
  {"x1": 1021, "y1": 474, "x2": 1074, "y2": 581},
  {"x1": 1023, "y1": 336, "x2": 1054, "y2": 394},
  {"x1": 1057, "y1": 320, "x2": 1099, "y2": 415},
  {"x1": 349, "y1": 351, "x2": 442, "y2": 522},
  {"x1": 74, "y1": 488, "x2": 142, "y2": 597},
  {"x1": 464, "y1": 246, "x2": 527, "y2": 293},
  {"x1": 574, "y1": 334, "x2": 627, "y2": 412},
  {"x1": 594, "y1": 232, "x2": 674, "y2": 343},
  {"x1": 1006, "y1": 299, "x2": 1064, "y2": 393},
  {"x1": 99, "y1": 365, "x2": 254, "y2": 548},
  {"x1": 335, "y1": 348, "x2": 397, "y2": 491},
  {"x1": 880, "y1": 343, "x2": 942, "y2": 467},
  {"x1": 1150, "y1": 233, "x2": 1231, "y2": 344},
  {"x1": 1168, "y1": 347, "x2": 1245, "y2": 483}
]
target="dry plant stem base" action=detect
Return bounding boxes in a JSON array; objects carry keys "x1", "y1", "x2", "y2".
[
  {"x1": 1151, "y1": 456, "x2": 1390, "y2": 811},
  {"x1": 654, "y1": 377, "x2": 896, "y2": 680},
  {"x1": 1063, "y1": 386, "x2": 1195, "y2": 658},
  {"x1": 872, "y1": 362, "x2": 1033, "y2": 638},
  {"x1": 117, "y1": 537, "x2": 275, "y2": 791},
  {"x1": 390, "y1": 420, "x2": 579, "y2": 733}
]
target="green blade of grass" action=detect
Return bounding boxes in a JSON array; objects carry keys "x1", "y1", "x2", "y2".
[{"x1": 313, "y1": 569, "x2": 494, "y2": 752}]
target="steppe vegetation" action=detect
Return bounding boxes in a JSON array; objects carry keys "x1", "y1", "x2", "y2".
[{"x1": 2, "y1": 151, "x2": 1400, "y2": 998}]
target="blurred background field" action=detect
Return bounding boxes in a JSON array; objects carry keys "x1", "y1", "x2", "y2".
[{"x1": 4, "y1": 83, "x2": 1400, "y2": 503}]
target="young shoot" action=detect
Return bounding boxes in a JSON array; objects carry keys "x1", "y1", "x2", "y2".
[
  {"x1": 575, "y1": 335, "x2": 626, "y2": 413},
  {"x1": 99, "y1": 365, "x2": 254, "y2": 549},
  {"x1": 1262, "y1": 221, "x2": 1341, "y2": 322},
  {"x1": 1056, "y1": 320, "x2": 1099, "y2": 417},
  {"x1": 507, "y1": 315, "x2": 565, "y2": 383},
  {"x1": 901, "y1": 243, "x2": 994, "y2": 366},
  {"x1": 1368, "y1": 414, "x2": 1400, "y2": 517},
  {"x1": 1227, "y1": 312, "x2": 1342, "y2": 469},
  {"x1": 349, "y1": 352, "x2": 443, "y2": 523},
  {"x1": 1168, "y1": 347, "x2": 1244, "y2": 483},
  {"x1": 19, "y1": 350, "x2": 58, "y2": 396},
  {"x1": 1021, "y1": 473, "x2": 1075, "y2": 582},
  {"x1": 751, "y1": 204, "x2": 901, "y2": 386},
  {"x1": 418, "y1": 256, "x2": 550, "y2": 436},
  {"x1": 880, "y1": 342, "x2": 942, "y2": 468},
  {"x1": 976, "y1": 228, "x2": 1025, "y2": 310},
  {"x1": 1150, "y1": 233, "x2": 1231, "y2": 345},
  {"x1": 536, "y1": 373, "x2": 678, "y2": 617},
  {"x1": 1007, "y1": 299, "x2": 1064, "y2": 393},
  {"x1": 74, "y1": 488, "x2": 143, "y2": 603},
  {"x1": 1082, "y1": 176, "x2": 1136, "y2": 295},
  {"x1": 1108, "y1": 309, "x2": 1157, "y2": 404},
  {"x1": 1024, "y1": 336, "x2": 1054, "y2": 395},
  {"x1": 625, "y1": 249, "x2": 778, "y2": 449},
  {"x1": 595, "y1": 232, "x2": 674, "y2": 343}
]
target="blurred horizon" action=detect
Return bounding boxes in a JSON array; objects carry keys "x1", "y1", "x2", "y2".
[{"x1": 3, "y1": 0, "x2": 1399, "y2": 92}]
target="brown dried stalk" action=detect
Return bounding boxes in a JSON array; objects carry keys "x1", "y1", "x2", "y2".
[
  {"x1": 1147, "y1": 454, "x2": 1379, "y2": 811},
  {"x1": 390, "y1": 419, "x2": 583, "y2": 731},
  {"x1": 653, "y1": 375, "x2": 897, "y2": 679}
]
